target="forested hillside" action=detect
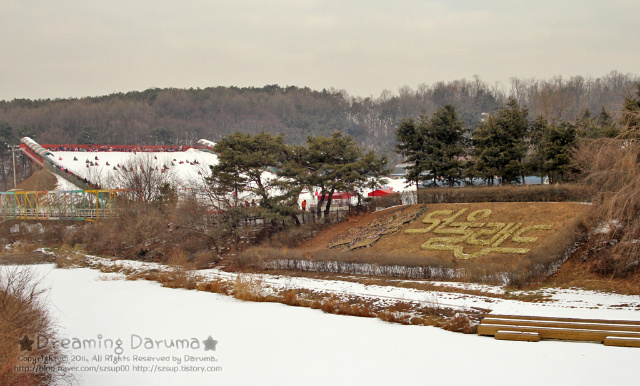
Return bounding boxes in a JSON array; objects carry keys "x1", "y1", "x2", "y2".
[{"x1": 0, "y1": 71, "x2": 638, "y2": 190}]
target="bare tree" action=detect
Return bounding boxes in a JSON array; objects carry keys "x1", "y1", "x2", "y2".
[{"x1": 108, "y1": 154, "x2": 176, "y2": 202}]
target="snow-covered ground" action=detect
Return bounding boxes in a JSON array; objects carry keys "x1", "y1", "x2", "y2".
[
  {"x1": 14, "y1": 263, "x2": 640, "y2": 386},
  {"x1": 49, "y1": 149, "x2": 217, "y2": 190},
  {"x1": 54, "y1": 174, "x2": 82, "y2": 191}
]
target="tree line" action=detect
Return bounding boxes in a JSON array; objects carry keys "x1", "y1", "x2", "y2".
[
  {"x1": 396, "y1": 84, "x2": 640, "y2": 187},
  {"x1": 200, "y1": 84, "x2": 640, "y2": 234},
  {"x1": 0, "y1": 71, "x2": 638, "y2": 190}
]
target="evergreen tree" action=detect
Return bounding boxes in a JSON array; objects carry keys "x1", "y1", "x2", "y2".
[
  {"x1": 150, "y1": 128, "x2": 175, "y2": 145},
  {"x1": 209, "y1": 132, "x2": 294, "y2": 220},
  {"x1": 597, "y1": 106, "x2": 613, "y2": 127},
  {"x1": 394, "y1": 104, "x2": 466, "y2": 187},
  {"x1": 597, "y1": 106, "x2": 619, "y2": 138},
  {"x1": 526, "y1": 115, "x2": 549, "y2": 183},
  {"x1": 575, "y1": 108, "x2": 597, "y2": 138},
  {"x1": 0, "y1": 122, "x2": 15, "y2": 146},
  {"x1": 621, "y1": 83, "x2": 640, "y2": 133},
  {"x1": 542, "y1": 122, "x2": 577, "y2": 183},
  {"x1": 76, "y1": 127, "x2": 97, "y2": 144},
  {"x1": 303, "y1": 132, "x2": 387, "y2": 217},
  {"x1": 394, "y1": 116, "x2": 428, "y2": 188},
  {"x1": 209, "y1": 131, "x2": 387, "y2": 223},
  {"x1": 472, "y1": 98, "x2": 528, "y2": 184},
  {"x1": 427, "y1": 104, "x2": 466, "y2": 187},
  {"x1": 576, "y1": 107, "x2": 619, "y2": 138}
]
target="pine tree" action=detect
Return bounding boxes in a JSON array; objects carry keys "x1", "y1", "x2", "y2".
[
  {"x1": 394, "y1": 116, "x2": 428, "y2": 188},
  {"x1": 542, "y1": 122, "x2": 577, "y2": 183},
  {"x1": 394, "y1": 104, "x2": 466, "y2": 187},
  {"x1": 575, "y1": 108, "x2": 597, "y2": 138},
  {"x1": 621, "y1": 83, "x2": 640, "y2": 133},
  {"x1": 209, "y1": 132, "x2": 293, "y2": 219},
  {"x1": 472, "y1": 98, "x2": 528, "y2": 184},
  {"x1": 526, "y1": 115, "x2": 549, "y2": 183},
  {"x1": 426, "y1": 104, "x2": 466, "y2": 187},
  {"x1": 303, "y1": 132, "x2": 387, "y2": 217},
  {"x1": 596, "y1": 106, "x2": 619, "y2": 138}
]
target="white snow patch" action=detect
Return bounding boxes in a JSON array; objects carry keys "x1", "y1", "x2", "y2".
[{"x1": 54, "y1": 173, "x2": 82, "y2": 190}]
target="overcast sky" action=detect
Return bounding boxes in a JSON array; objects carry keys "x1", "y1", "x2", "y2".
[{"x1": 1, "y1": 0, "x2": 638, "y2": 101}]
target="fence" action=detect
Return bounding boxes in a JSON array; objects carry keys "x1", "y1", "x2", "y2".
[{"x1": 296, "y1": 205, "x2": 369, "y2": 224}]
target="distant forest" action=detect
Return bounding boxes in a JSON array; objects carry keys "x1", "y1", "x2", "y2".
[{"x1": 0, "y1": 70, "x2": 639, "y2": 190}]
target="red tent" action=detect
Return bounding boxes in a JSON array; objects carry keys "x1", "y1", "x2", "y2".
[
  {"x1": 316, "y1": 192, "x2": 353, "y2": 200},
  {"x1": 368, "y1": 188, "x2": 396, "y2": 197}
]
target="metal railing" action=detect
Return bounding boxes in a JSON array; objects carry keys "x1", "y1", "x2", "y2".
[{"x1": 0, "y1": 189, "x2": 132, "y2": 222}]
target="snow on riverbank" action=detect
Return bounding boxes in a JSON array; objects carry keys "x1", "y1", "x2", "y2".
[
  {"x1": 15, "y1": 264, "x2": 640, "y2": 386},
  {"x1": 80, "y1": 254, "x2": 640, "y2": 320}
]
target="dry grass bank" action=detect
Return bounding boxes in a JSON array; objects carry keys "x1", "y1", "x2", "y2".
[
  {"x1": 0, "y1": 267, "x2": 67, "y2": 385},
  {"x1": 235, "y1": 202, "x2": 590, "y2": 287},
  {"x1": 574, "y1": 137, "x2": 640, "y2": 278}
]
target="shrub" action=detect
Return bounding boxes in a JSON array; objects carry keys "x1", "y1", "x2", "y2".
[
  {"x1": 281, "y1": 290, "x2": 300, "y2": 306},
  {"x1": 232, "y1": 274, "x2": 266, "y2": 302},
  {"x1": 267, "y1": 223, "x2": 324, "y2": 248},
  {"x1": 193, "y1": 250, "x2": 217, "y2": 269},
  {"x1": 197, "y1": 280, "x2": 232, "y2": 295},
  {"x1": 415, "y1": 184, "x2": 592, "y2": 204},
  {"x1": 156, "y1": 270, "x2": 199, "y2": 290},
  {"x1": 55, "y1": 244, "x2": 87, "y2": 268},
  {"x1": 167, "y1": 249, "x2": 190, "y2": 267},
  {"x1": 436, "y1": 313, "x2": 479, "y2": 334}
]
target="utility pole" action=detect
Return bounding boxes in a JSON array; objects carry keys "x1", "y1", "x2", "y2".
[{"x1": 10, "y1": 145, "x2": 19, "y2": 189}]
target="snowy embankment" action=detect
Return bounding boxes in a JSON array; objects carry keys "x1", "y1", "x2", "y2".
[
  {"x1": 53, "y1": 173, "x2": 82, "y2": 190},
  {"x1": 80, "y1": 254, "x2": 640, "y2": 320},
  {"x1": 15, "y1": 263, "x2": 640, "y2": 386}
]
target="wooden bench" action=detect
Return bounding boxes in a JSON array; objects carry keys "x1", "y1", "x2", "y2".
[
  {"x1": 604, "y1": 336, "x2": 640, "y2": 348},
  {"x1": 478, "y1": 314, "x2": 640, "y2": 346},
  {"x1": 494, "y1": 330, "x2": 540, "y2": 342},
  {"x1": 481, "y1": 318, "x2": 640, "y2": 333},
  {"x1": 484, "y1": 314, "x2": 640, "y2": 326}
]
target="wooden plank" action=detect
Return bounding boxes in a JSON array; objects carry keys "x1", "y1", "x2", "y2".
[
  {"x1": 481, "y1": 318, "x2": 640, "y2": 333},
  {"x1": 484, "y1": 314, "x2": 640, "y2": 326},
  {"x1": 495, "y1": 330, "x2": 540, "y2": 342},
  {"x1": 477, "y1": 324, "x2": 640, "y2": 342},
  {"x1": 604, "y1": 336, "x2": 640, "y2": 348}
]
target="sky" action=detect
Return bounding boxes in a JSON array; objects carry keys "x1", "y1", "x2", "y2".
[{"x1": 0, "y1": 0, "x2": 638, "y2": 101}]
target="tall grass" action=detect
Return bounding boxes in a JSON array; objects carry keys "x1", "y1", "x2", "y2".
[
  {"x1": 0, "y1": 267, "x2": 66, "y2": 385},
  {"x1": 575, "y1": 135, "x2": 640, "y2": 277},
  {"x1": 232, "y1": 274, "x2": 266, "y2": 302}
]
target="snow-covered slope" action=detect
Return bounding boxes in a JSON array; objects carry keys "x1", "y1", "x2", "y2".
[{"x1": 49, "y1": 149, "x2": 218, "y2": 190}]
